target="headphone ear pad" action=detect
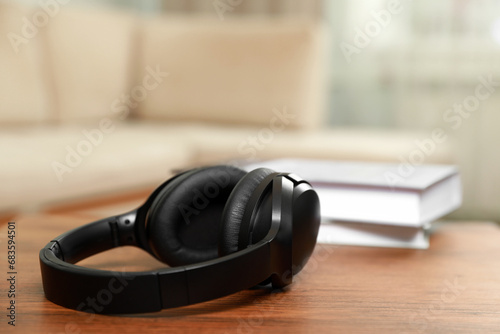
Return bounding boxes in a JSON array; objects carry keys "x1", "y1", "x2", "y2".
[
  {"x1": 219, "y1": 168, "x2": 275, "y2": 257},
  {"x1": 147, "y1": 165, "x2": 246, "y2": 266}
]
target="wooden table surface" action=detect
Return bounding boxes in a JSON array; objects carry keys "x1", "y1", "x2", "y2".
[{"x1": 1, "y1": 201, "x2": 500, "y2": 333}]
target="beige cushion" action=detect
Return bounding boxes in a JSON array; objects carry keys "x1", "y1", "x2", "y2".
[
  {"x1": 0, "y1": 121, "x2": 454, "y2": 213},
  {"x1": 44, "y1": 6, "x2": 137, "y2": 121},
  {"x1": 0, "y1": 122, "x2": 194, "y2": 212},
  {"x1": 0, "y1": 3, "x2": 51, "y2": 123},
  {"x1": 163, "y1": 123, "x2": 454, "y2": 166},
  {"x1": 139, "y1": 16, "x2": 328, "y2": 129}
]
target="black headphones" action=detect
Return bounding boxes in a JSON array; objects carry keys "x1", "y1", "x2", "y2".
[{"x1": 39, "y1": 165, "x2": 320, "y2": 314}]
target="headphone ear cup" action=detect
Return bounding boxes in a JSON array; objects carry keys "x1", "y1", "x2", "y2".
[
  {"x1": 147, "y1": 165, "x2": 246, "y2": 266},
  {"x1": 219, "y1": 168, "x2": 275, "y2": 257}
]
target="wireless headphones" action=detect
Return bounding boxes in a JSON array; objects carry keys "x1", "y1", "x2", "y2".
[{"x1": 39, "y1": 165, "x2": 320, "y2": 314}]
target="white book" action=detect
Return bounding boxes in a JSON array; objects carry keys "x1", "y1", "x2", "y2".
[
  {"x1": 317, "y1": 221, "x2": 429, "y2": 249},
  {"x1": 244, "y1": 159, "x2": 462, "y2": 227}
]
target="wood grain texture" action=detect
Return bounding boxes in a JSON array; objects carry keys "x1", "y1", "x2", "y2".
[{"x1": 1, "y1": 211, "x2": 500, "y2": 333}]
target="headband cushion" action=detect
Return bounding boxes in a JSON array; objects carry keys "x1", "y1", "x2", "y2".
[
  {"x1": 147, "y1": 165, "x2": 246, "y2": 266},
  {"x1": 219, "y1": 168, "x2": 275, "y2": 256}
]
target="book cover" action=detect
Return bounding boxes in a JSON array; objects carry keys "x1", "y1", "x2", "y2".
[{"x1": 244, "y1": 159, "x2": 462, "y2": 226}]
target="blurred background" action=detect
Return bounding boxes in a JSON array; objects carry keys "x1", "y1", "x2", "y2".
[{"x1": 1, "y1": 0, "x2": 499, "y2": 221}]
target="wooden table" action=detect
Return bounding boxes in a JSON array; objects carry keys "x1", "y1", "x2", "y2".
[{"x1": 1, "y1": 199, "x2": 500, "y2": 333}]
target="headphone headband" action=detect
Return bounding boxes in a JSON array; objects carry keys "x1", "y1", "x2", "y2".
[
  {"x1": 39, "y1": 173, "x2": 309, "y2": 314},
  {"x1": 40, "y1": 234, "x2": 274, "y2": 313}
]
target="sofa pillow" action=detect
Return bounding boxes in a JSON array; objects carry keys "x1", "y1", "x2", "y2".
[
  {"x1": 138, "y1": 16, "x2": 328, "y2": 129},
  {"x1": 0, "y1": 3, "x2": 52, "y2": 124},
  {"x1": 44, "y1": 6, "x2": 137, "y2": 122}
]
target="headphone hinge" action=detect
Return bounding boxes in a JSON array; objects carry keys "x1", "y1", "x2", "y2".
[
  {"x1": 270, "y1": 175, "x2": 294, "y2": 288},
  {"x1": 113, "y1": 209, "x2": 139, "y2": 247},
  {"x1": 47, "y1": 241, "x2": 64, "y2": 261}
]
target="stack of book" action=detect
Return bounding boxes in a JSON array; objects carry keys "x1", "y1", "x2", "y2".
[{"x1": 244, "y1": 158, "x2": 462, "y2": 249}]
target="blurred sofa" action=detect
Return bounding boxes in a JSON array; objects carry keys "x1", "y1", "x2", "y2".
[{"x1": 0, "y1": 3, "x2": 454, "y2": 215}]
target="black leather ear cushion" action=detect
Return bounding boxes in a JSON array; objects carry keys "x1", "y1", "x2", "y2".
[
  {"x1": 219, "y1": 168, "x2": 276, "y2": 257},
  {"x1": 147, "y1": 165, "x2": 246, "y2": 266}
]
